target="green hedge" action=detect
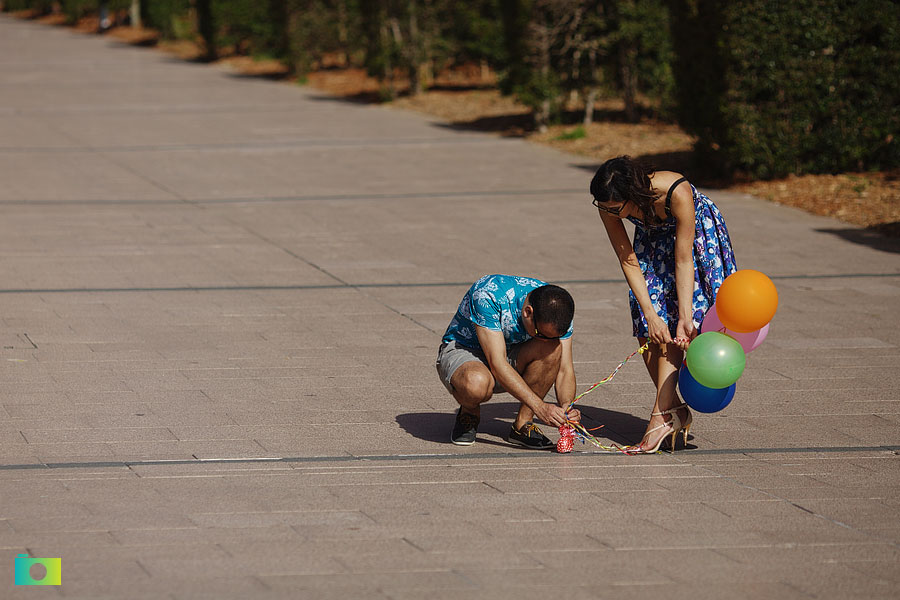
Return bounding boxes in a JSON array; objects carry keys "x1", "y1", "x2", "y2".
[{"x1": 670, "y1": 0, "x2": 900, "y2": 178}]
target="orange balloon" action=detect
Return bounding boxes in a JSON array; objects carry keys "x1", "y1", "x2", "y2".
[{"x1": 714, "y1": 270, "x2": 778, "y2": 333}]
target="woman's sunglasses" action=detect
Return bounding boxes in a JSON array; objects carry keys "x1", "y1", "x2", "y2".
[{"x1": 592, "y1": 197, "x2": 628, "y2": 216}]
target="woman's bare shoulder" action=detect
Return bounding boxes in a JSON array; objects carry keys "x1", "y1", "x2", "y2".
[{"x1": 650, "y1": 170, "x2": 687, "y2": 190}]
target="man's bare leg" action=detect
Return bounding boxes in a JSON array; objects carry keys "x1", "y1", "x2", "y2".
[{"x1": 511, "y1": 339, "x2": 562, "y2": 429}]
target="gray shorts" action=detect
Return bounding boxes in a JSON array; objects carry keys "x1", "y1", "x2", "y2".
[{"x1": 435, "y1": 340, "x2": 522, "y2": 395}]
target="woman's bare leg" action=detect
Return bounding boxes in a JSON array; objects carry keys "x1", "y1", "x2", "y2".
[{"x1": 637, "y1": 338, "x2": 687, "y2": 449}]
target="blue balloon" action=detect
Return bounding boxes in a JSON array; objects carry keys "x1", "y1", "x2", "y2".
[{"x1": 678, "y1": 365, "x2": 735, "y2": 413}]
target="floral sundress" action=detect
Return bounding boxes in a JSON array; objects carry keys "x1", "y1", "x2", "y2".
[{"x1": 627, "y1": 179, "x2": 737, "y2": 338}]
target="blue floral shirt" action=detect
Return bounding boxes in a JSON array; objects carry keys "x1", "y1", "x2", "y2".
[{"x1": 442, "y1": 274, "x2": 573, "y2": 349}]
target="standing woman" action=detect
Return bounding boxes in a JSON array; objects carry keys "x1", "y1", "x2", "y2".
[{"x1": 590, "y1": 156, "x2": 736, "y2": 452}]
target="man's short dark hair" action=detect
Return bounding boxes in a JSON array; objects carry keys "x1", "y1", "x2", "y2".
[{"x1": 530, "y1": 285, "x2": 574, "y2": 335}]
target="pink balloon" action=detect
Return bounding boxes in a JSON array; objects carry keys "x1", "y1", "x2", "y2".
[{"x1": 701, "y1": 304, "x2": 769, "y2": 353}]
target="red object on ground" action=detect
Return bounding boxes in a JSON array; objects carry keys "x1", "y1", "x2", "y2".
[
  {"x1": 557, "y1": 435, "x2": 574, "y2": 453},
  {"x1": 557, "y1": 425, "x2": 575, "y2": 453}
]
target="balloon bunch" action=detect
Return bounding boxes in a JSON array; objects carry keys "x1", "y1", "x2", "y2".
[{"x1": 680, "y1": 269, "x2": 778, "y2": 413}]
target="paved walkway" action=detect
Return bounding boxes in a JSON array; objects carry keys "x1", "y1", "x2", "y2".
[{"x1": 1, "y1": 15, "x2": 899, "y2": 600}]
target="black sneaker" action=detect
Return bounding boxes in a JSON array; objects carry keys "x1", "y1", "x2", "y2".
[
  {"x1": 451, "y1": 409, "x2": 479, "y2": 445},
  {"x1": 508, "y1": 421, "x2": 554, "y2": 449}
]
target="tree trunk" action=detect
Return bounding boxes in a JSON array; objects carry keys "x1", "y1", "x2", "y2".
[
  {"x1": 196, "y1": 0, "x2": 217, "y2": 62},
  {"x1": 480, "y1": 59, "x2": 490, "y2": 83},
  {"x1": 130, "y1": 0, "x2": 141, "y2": 28},
  {"x1": 535, "y1": 21, "x2": 552, "y2": 132},
  {"x1": 407, "y1": 1, "x2": 421, "y2": 96},
  {"x1": 336, "y1": 0, "x2": 348, "y2": 66},
  {"x1": 584, "y1": 86, "x2": 598, "y2": 126},
  {"x1": 382, "y1": 19, "x2": 397, "y2": 100},
  {"x1": 619, "y1": 42, "x2": 638, "y2": 122}
]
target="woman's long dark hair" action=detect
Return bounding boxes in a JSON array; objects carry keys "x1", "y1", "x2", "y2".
[{"x1": 589, "y1": 156, "x2": 662, "y2": 227}]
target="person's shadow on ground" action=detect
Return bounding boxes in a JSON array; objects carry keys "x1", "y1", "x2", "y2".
[{"x1": 396, "y1": 402, "x2": 653, "y2": 449}]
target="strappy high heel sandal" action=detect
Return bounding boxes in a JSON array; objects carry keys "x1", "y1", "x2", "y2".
[{"x1": 637, "y1": 402, "x2": 692, "y2": 453}]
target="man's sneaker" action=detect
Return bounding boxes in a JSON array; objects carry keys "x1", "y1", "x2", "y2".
[
  {"x1": 508, "y1": 421, "x2": 554, "y2": 449},
  {"x1": 451, "y1": 409, "x2": 479, "y2": 445}
]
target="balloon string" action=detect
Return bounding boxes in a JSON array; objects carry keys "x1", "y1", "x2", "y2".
[
  {"x1": 569, "y1": 343, "x2": 649, "y2": 407},
  {"x1": 561, "y1": 343, "x2": 651, "y2": 455}
]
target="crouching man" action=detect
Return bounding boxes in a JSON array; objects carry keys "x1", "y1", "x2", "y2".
[{"x1": 436, "y1": 274, "x2": 580, "y2": 448}]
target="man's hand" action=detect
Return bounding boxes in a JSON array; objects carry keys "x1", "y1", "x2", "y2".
[
  {"x1": 535, "y1": 403, "x2": 571, "y2": 427},
  {"x1": 564, "y1": 406, "x2": 581, "y2": 424}
]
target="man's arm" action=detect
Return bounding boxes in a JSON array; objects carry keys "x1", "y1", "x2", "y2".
[
  {"x1": 555, "y1": 337, "x2": 576, "y2": 410},
  {"x1": 475, "y1": 326, "x2": 570, "y2": 427}
]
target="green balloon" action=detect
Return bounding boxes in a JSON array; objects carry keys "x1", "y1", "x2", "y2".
[{"x1": 685, "y1": 331, "x2": 746, "y2": 389}]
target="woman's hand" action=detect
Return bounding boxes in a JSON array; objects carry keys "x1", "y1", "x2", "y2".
[
  {"x1": 647, "y1": 314, "x2": 673, "y2": 346},
  {"x1": 674, "y1": 319, "x2": 698, "y2": 350}
]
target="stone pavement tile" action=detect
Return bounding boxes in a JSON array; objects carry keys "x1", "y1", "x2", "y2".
[
  {"x1": 616, "y1": 582, "x2": 809, "y2": 600},
  {"x1": 0, "y1": 153, "x2": 173, "y2": 203},
  {"x1": 64, "y1": 572, "x2": 269, "y2": 600},
  {"x1": 698, "y1": 498, "x2": 813, "y2": 518},
  {"x1": 264, "y1": 536, "x2": 414, "y2": 557},
  {"x1": 713, "y1": 547, "x2": 900, "y2": 598},
  {"x1": 19, "y1": 427, "x2": 178, "y2": 444},
  {"x1": 106, "y1": 439, "x2": 272, "y2": 460},
  {"x1": 785, "y1": 497, "x2": 898, "y2": 529},
  {"x1": 692, "y1": 428, "x2": 865, "y2": 451},
  {"x1": 404, "y1": 529, "x2": 605, "y2": 553},
  {"x1": 260, "y1": 570, "x2": 467, "y2": 597},
  {"x1": 186, "y1": 509, "x2": 372, "y2": 529},
  {"x1": 0, "y1": 530, "x2": 118, "y2": 551},
  {"x1": 375, "y1": 590, "x2": 572, "y2": 600},
  {"x1": 125, "y1": 461, "x2": 295, "y2": 478},
  {"x1": 23, "y1": 443, "x2": 117, "y2": 460},
  {"x1": 0, "y1": 114, "x2": 79, "y2": 150},
  {"x1": 7, "y1": 510, "x2": 197, "y2": 534},
  {"x1": 288, "y1": 464, "x2": 557, "y2": 487},
  {"x1": 132, "y1": 543, "x2": 343, "y2": 578},
  {"x1": 544, "y1": 461, "x2": 700, "y2": 480},
  {"x1": 841, "y1": 555, "x2": 900, "y2": 583},
  {"x1": 0, "y1": 392, "x2": 71, "y2": 411},
  {"x1": 687, "y1": 466, "x2": 850, "y2": 491},
  {"x1": 256, "y1": 576, "x2": 394, "y2": 600},
  {"x1": 533, "y1": 547, "x2": 739, "y2": 585},
  {"x1": 4, "y1": 401, "x2": 153, "y2": 423},
  {"x1": 0, "y1": 494, "x2": 90, "y2": 521},
  {"x1": 459, "y1": 563, "x2": 667, "y2": 589},
  {"x1": 848, "y1": 455, "x2": 900, "y2": 475},
  {"x1": 362, "y1": 505, "x2": 553, "y2": 528},
  {"x1": 336, "y1": 546, "x2": 542, "y2": 572},
  {"x1": 594, "y1": 529, "x2": 772, "y2": 552},
  {"x1": 628, "y1": 475, "x2": 778, "y2": 502},
  {"x1": 0, "y1": 427, "x2": 26, "y2": 444},
  {"x1": 540, "y1": 495, "x2": 723, "y2": 528},
  {"x1": 291, "y1": 520, "x2": 485, "y2": 544},
  {"x1": 2, "y1": 552, "x2": 153, "y2": 599},
  {"x1": 856, "y1": 524, "x2": 900, "y2": 545},
  {"x1": 108, "y1": 525, "x2": 299, "y2": 547},
  {"x1": 750, "y1": 520, "x2": 876, "y2": 546},
  {"x1": 758, "y1": 485, "x2": 900, "y2": 502},
  {"x1": 148, "y1": 477, "x2": 337, "y2": 514},
  {"x1": 478, "y1": 518, "x2": 669, "y2": 548}
]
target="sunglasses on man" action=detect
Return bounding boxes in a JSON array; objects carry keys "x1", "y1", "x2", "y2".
[{"x1": 531, "y1": 309, "x2": 563, "y2": 340}]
